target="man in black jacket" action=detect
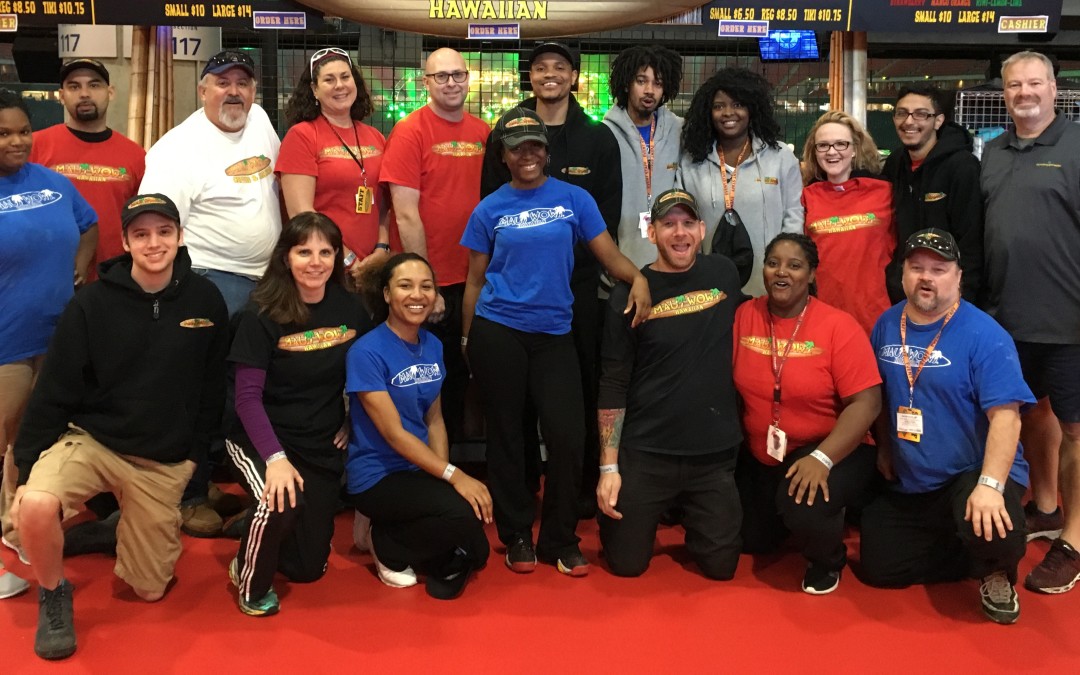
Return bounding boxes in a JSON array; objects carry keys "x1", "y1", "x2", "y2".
[
  {"x1": 882, "y1": 84, "x2": 983, "y2": 303},
  {"x1": 10, "y1": 194, "x2": 228, "y2": 661}
]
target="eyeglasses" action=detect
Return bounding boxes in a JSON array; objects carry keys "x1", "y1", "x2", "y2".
[
  {"x1": 425, "y1": 70, "x2": 468, "y2": 85},
  {"x1": 893, "y1": 109, "x2": 939, "y2": 121},
  {"x1": 814, "y1": 140, "x2": 851, "y2": 153},
  {"x1": 310, "y1": 47, "x2": 351, "y2": 77}
]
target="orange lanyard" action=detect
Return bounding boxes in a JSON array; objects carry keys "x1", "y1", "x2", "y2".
[
  {"x1": 719, "y1": 137, "x2": 751, "y2": 212},
  {"x1": 899, "y1": 301, "x2": 959, "y2": 407},
  {"x1": 637, "y1": 115, "x2": 656, "y2": 204},
  {"x1": 768, "y1": 298, "x2": 810, "y2": 425}
]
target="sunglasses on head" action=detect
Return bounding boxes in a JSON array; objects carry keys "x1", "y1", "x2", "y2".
[{"x1": 310, "y1": 47, "x2": 352, "y2": 77}]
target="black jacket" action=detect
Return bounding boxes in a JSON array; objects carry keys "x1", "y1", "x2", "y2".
[
  {"x1": 882, "y1": 122, "x2": 984, "y2": 303},
  {"x1": 14, "y1": 247, "x2": 229, "y2": 484}
]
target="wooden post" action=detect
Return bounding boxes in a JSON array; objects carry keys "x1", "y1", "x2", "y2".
[
  {"x1": 128, "y1": 26, "x2": 148, "y2": 146},
  {"x1": 143, "y1": 27, "x2": 157, "y2": 148}
]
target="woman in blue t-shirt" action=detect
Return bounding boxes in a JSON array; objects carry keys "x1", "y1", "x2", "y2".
[
  {"x1": 460, "y1": 107, "x2": 651, "y2": 577},
  {"x1": 345, "y1": 252, "x2": 491, "y2": 600}
]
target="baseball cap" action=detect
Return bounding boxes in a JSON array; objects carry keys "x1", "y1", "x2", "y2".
[
  {"x1": 650, "y1": 189, "x2": 700, "y2": 222},
  {"x1": 528, "y1": 42, "x2": 579, "y2": 69},
  {"x1": 201, "y1": 50, "x2": 256, "y2": 78},
  {"x1": 904, "y1": 228, "x2": 960, "y2": 263},
  {"x1": 60, "y1": 58, "x2": 110, "y2": 84},
  {"x1": 494, "y1": 107, "x2": 548, "y2": 149},
  {"x1": 122, "y1": 194, "x2": 181, "y2": 230}
]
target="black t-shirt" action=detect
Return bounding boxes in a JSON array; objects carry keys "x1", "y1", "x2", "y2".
[
  {"x1": 229, "y1": 283, "x2": 372, "y2": 468},
  {"x1": 598, "y1": 254, "x2": 747, "y2": 455}
]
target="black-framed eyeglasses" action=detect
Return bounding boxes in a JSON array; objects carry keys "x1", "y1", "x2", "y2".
[
  {"x1": 425, "y1": 70, "x2": 468, "y2": 84},
  {"x1": 893, "y1": 109, "x2": 939, "y2": 121},
  {"x1": 814, "y1": 140, "x2": 851, "y2": 153},
  {"x1": 310, "y1": 47, "x2": 351, "y2": 77}
]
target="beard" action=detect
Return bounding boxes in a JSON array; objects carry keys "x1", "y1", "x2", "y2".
[
  {"x1": 217, "y1": 99, "x2": 249, "y2": 132},
  {"x1": 74, "y1": 104, "x2": 101, "y2": 122}
]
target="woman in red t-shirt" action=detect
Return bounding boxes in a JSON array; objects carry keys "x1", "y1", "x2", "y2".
[{"x1": 732, "y1": 233, "x2": 881, "y2": 595}]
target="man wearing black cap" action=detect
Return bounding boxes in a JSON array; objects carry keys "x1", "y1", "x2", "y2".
[
  {"x1": 596, "y1": 188, "x2": 746, "y2": 579},
  {"x1": 10, "y1": 194, "x2": 228, "y2": 660},
  {"x1": 863, "y1": 228, "x2": 1033, "y2": 624}
]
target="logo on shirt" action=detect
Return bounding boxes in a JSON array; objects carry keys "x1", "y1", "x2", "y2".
[
  {"x1": 0, "y1": 189, "x2": 63, "y2": 213},
  {"x1": 651, "y1": 288, "x2": 726, "y2": 320},
  {"x1": 391, "y1": 363, "x2": 443, "y2": 387},
  {"x1": 562, "y1": 166, "x2": 591, "y2": 176},
  {"x1": 757, "y1": 176, "x2": 779, "y2": 185},
  {"x1": 739, "y1": 336, "x2": 823, "y2": 357},
  {"x1": 431, "y1": 141, "x2": 484, "y2": 157},
  {"x1": 495, "y1": 206, "x2": 573, "y2": 231},
  {"x1": 877, "y1": 344, "x2": 952, "y2": 368},
  {"x1": 320, "y1": 145, "x2": 383, "y2": 160},
  {"x1": 1036, "y1": 162, "x2": 1062, "y2": 169},
  {"x1": 923, "y1": 192, "x2": 946, "y2": 202},
  {"x1": 278, "y1": 325, "x2": 357, "y2": 352},
  {"x1": 806, "y1": 212, "x2": 879, "y2": 234},
  {"x1": 225, "y1": 155, "x2": 273, "y2": 184},
  {"x1": 180, "y1": 318, "x2": 216, "y2": 328},
  {"x1": 50, "y1": 163, "x2": 132, "y2": 183}
]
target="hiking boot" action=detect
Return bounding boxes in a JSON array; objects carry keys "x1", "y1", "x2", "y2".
[
  {"x1": 980, "y1": 570, "x2": 1020, "y2": 624},
  {"x1": 221, "y1": 507, "x2": 251, "y2": 540},
  {"x1": 538, "y1": 544, "x2": 589, "y2": 577},
  {"x1": 1025, "y1": 538, "x2": 1080, "y2": 594},
  {"x1": 0, "y1": 565, "x2": 30, "y2": 599},
  {"x1": 229, "y1": 557, "x2": 279, "y2": 617},
  {"x1": 180, "y1": 502, "x2": 223, "y2": 538},
  {"x1": 352, "y1": 510, "x2": 371, "y2": 553},
  {"x1": 208, "y1": 483, "x2": 249, "y2": 518},
  {"x1": 802, "y1": 563, "x2": 841, "y2": 595},
  {"x1": 35, "y1": 579, "x2": 76, "y2": 660},
  {"x1": 505, "y1": 535, "x2": 537, "y2": 574},
  {"x1": 63, "y1": 510, "x2": 119, "y2": 557},
  {"x1": 370, "y1": 536, "x2": 417, "y2": 588},
  {"x1": 1024, "y1": 502, "x2": 1064, "y2": 542}
]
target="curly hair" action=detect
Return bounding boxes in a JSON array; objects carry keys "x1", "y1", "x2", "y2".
[
  {"x1": 764, "y1": 232, "x2": 819, "y2": 297},
  {"x1": 800, "y1": 110, "x2": 882, "y2": 184},
  {"x1": 0, "y1": 89, "x2": 30, "y2": 118},
  {"x1": 357, "y1": 252, "x2": 438, "y2": 325},
  {"x1": 608, "y1": 45, "x2": 683, "y2": 109},
  {"x1": 681, "y1": 67, "x2": 782, "y2": 163},
  {"x1": 284, "y1": 53, "x2": 373, "y2": 128}
]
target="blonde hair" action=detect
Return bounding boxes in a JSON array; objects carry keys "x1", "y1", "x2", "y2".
[{"x1": 800, "y1": 110, "x2": 881, "y2": 185}]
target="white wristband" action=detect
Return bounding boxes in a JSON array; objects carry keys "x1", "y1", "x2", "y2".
[
  {"x1": 809, "y1": 450, "x2": 834, "y2": 471},
  {"x1": 442, "y1": 463, "x2": 457, "y2": 481},
  {"x1": 977, "y1": 474, "x2": 1005, "y2": 494},
  {"x1": 266, "y1": 451, "x2": 287, "y2": 464},
  {"x1": 599, "y1": 463, "x2": 619, "y2": 474}
]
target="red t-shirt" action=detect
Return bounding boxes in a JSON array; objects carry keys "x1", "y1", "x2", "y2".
[
  {"x1": 380, "y1": 106, "x2": 489, "y2": 286},
  {"x1": 276, "y1": 117, "x2": 386, "y2": 257},
  {"x1": 733, "y1": 296, "x2": 881, "y2": 465},
  {"x1": 802, "y1": 176, "x2": 895, "y2": 335},
  {"x1": 30, "y1": 125, "x2": 145, "y2": 281}
]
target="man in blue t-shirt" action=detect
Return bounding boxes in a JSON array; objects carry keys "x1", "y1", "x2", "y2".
[{"x1": 864, "y1": 229, "x2": 1034, "y2": 625}]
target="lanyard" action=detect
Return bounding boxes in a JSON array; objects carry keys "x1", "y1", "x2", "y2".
[
  {"x1": 899, "y1": 300, "x2": 959, "y2": 407},
  {"x1": 768, "y1": 297, "x2": 810, "y2": 425},
  {"x1": 637, "y1": 114, "x2": 656, "y2": 204},
  {"x1": 323, "y1": 116, "x2": 367, "y2": 188},
  {"x1": 719, "y1": 137, "x2": 751, "y2": 212}
]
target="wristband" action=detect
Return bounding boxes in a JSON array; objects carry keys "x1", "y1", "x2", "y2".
[
  {"x1": 809, "y1": 450, "x2": 834, "y2": 471},
  {"x1": 977, "y1": 474, "x2": 1005, "y2": 494},
  {"x1": 460, "y1": 336, "x2": 468, "y2": 346},
  {"x1": 442, "y1": 463, "x2": 457, "y2": 481},
  {"x1": 374, "y1": 242, "x2": 391, "y2": 252},
  {"x1": 599, "y1": 463, "x2": 619, "y2": 474},
  {"x1": 266, "y1": 451, "x2": 287, "y2": 464}
]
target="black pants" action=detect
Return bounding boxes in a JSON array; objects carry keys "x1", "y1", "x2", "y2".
[
  {"x1": 598, "y1": 447, "x2": 741, "y2": 580},
  {"x1": 468, "y1": 316, "x2": 584, "y2": 554},
  {"x1": 347, "y1": 470, "x2": 490, "y2": 574},
  {"x1": 427, "y1": 283, "x2": 469, "y2": 444},
  {"x1": 226, "y1": 435, "x2": 341, "y2": 602},
  {"x1": 737, "y1": 443, "x2": 878, "y2": 572},
  {"x1": 860, "y1": 469, "x2": 1027, "y2": 586}
]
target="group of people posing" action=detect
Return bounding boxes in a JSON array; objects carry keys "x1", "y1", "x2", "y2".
[{"x1": 0, "y1": 40, "x2": 1077, "y2": 663}]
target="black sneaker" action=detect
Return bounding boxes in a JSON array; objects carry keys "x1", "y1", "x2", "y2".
[
  {"x1": 63, "y1": 510, "x2": 119, "y2": 557},
  {"x1": 35, "y1": 579, "x2": 76, "y2": 660},
  {"x1": 504, "y1": 535, "x2": 536, "y2": 573},
  {"x1": 801, "y1": 563, "x2": 841, "y2": 595},
  {"x1": 425, "y1": 549, "x2": 474, "y2": 600},
  {"x1": 538, "y1": 545, "x2": 590, "y2": 577},
  {"x1": 980, "y1": 570, "x2": 1020, "y2": 624}
]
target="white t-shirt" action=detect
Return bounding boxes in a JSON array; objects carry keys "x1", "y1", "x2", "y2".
[{"x1": 141, "y1": 103, "x2": 281, "y2": 277}]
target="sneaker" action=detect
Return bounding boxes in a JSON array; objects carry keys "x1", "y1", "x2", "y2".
[
  {"x1": 538, "y1": 545, "x2": 590, "y2": 577},
  {"x1": 2, "y1": 534, "x2": 29, "y2": 565},
  {"x1": 63, "y1": 510, "x2": 120, "y2": 558},
  {"x1": 35, "y1": 579, "x2": 76, "y2": 660},
  {"x1": 0, "y1": 566, "x2": 30, "y2": 599},
  {"x1": 370, "y1": 535, "x2": 417, "y2": 588},
  {"x1": 980, "y1": 570, "x2": 1020, "y2": 624},
  {"x1": 180, "y1": 502, "x2": 223, "y2": 538},
  {"x1": 802, "y1": 563, "x2": 841, "y2": 595},
  {"x1": 425, "y1": 549, "x2": 474, "y2": 600},
  {"x1": 1024, "y1": 502, "x2": 1064, "y2": 542},
  {"x1": 505, "y1": 535, "x2": 537, "y2": 574},
  {"x1": 228, "y1": 557, "x2": 279, "y2": 617},
  {"x1": 1025, "y1": 538, "x2": 1080, "y2": 594},
  {"x1": 352, "y1": 510, "x2": 371, "y2": 553}
]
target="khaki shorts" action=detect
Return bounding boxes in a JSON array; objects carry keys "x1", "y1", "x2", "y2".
[
  {"x1": 24, "y1": 426, "x2": 195, "y2": 596},
  {"x1": 1, "y1": 355, "x2": 45, "y2": 540}
]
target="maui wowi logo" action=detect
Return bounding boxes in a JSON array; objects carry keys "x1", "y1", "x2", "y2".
[
  {"x1": 877, "y1": 344, "x2": 952, "y2": 368},
  {"x1": 495, "y1": 206, "x2": 573, "y2": 231},
  {"x1": 391, "y1": 363, "x2": 443, "y2": 387},
  {"x1": 0, "y1": 190, "x2": 62, "y2": 213}
]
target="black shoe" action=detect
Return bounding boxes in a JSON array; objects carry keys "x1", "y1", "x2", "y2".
[
  {"x1": 538, "y1": 545, "x2": 590, "y2": 577},
  {"x1": 801, "y1": 563, "x2": 841, "y2": 595},
  {"x1": 981, "y1": 570, "x2": 1020, "y2": 624},
  {"x1": 63, "y1": 511, "x2": 119, "y2": 558},
  {"x1": 425, "y1": 549, "x2": 474, "y2": 600},
  {"x1": 35, "y1": 579, "x2": 76, "y2": 660},
  {"x1": 504, "y1": 535, "x2": 537, "y2": 574}
]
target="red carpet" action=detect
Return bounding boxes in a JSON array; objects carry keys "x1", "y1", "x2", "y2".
[{"x1": 2, "y1": 513, "x2": 1078, "y2": 673}]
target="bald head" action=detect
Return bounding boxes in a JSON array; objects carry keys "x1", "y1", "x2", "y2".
[{"x1": 423, "y1": 48, "x2": 469, "y2": 120}]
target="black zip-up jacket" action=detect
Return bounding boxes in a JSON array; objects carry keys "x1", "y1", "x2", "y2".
[
  {"x1": 14, "y1": 247, "x2": 229, "y2": 485},
  {"x1": 882, "y1": 121, "x2": 984, "y2": 303}
]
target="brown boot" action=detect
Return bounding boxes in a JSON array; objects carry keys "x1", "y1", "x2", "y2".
[{"x1": 180, "y1": 503, "x2": 223, "y2": 538}]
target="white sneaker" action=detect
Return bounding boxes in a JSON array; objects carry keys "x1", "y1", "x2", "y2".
[
  {"x1": 0, "y1": 566, "x2": 29, "y2": 599},
  {"x1": 2, "y1": 535, "x2": 29, "y2": 565},
  {"x1": 370, "y1": 533, "x2": 416, "y2": 588},
  {"x1": 352, "y1": 510, "x2": 371, "y2": 553}
]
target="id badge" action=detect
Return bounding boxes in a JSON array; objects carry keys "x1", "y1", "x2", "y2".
[
  {"x1": 767, "y1": 424, "x2": 787, "y2": 462},
  {"x1": 355, "y1": 185, "x2": 373, "y2": 214},
  {"x1": 638, "y1": 211, "x2": 651, "y2": 238},
  {"x1": 897, "y1": 406, "x2": 923, "y2": 442}
]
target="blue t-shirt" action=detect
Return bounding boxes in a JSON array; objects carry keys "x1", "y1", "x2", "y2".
[
  {"x1": 871, "y1": 300, "x2": 1034, "y2": 494},
  {"x1": 344, "y1": 323, "x2": 444, "y2": 494},
  {"x1": 0, "y1": 163, "x2": 96, "y2": 365},
  {"x1": 460, "y1": 177, "x2": 606, "y2": 334}
]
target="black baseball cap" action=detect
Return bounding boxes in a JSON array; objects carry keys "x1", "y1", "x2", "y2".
[
  {"x1": 904, "y1": 228, "x2": 960, "y2": 263},
  {"x1": 528, "y1": 42, "x2": 579, "y2": 69},
  {"x1": 201, "y1": 50, "x2": 256, "y2": 78},
  {"x1": 122, "y1": 194, "x2": 181, "y2": 230},
  {"x1": 650, "y1": 189, "x2": 700, "y2": 222},
  {"x1": 60, "y1": 58, "x2": 110, "y2": 84},
  {"x1": 494, "y1": 107, "x2": 548, "y2": 149}
]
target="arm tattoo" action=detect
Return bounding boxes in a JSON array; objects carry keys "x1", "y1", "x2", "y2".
[{"x1": 598, "y1": 408, "x2": 626, "y2": 452}]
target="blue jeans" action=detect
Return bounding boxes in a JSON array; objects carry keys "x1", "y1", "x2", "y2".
[{"x1": 191, "y1": 267, "x2": 257, "y2": 317}]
